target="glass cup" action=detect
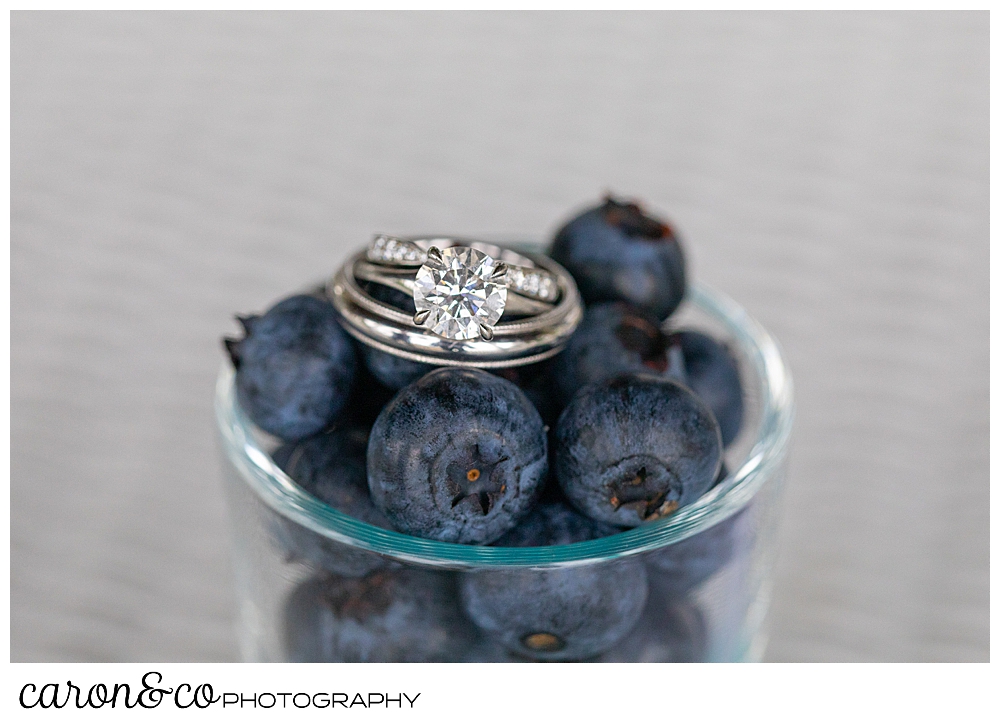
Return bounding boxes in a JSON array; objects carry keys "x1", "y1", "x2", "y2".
[{"x1": 215, "y1": 281, "x2": 793, "y2": 662}]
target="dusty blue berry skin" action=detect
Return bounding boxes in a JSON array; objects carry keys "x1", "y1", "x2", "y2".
[
  {"x1": 460, "y1": 501, "x2": 642, "y2": 661},
  {"x1": 555, "y1": 373, "x2": 722, "y2": 527},
  {"x1": 645, "y1": 505, "x2": 751, "y2": 594},
  {"x1": 550, "y1": 197, "x2": 686, "y2": 321},
  {"x1": 233, "y1": 295, "x2": 356, "y2": 441},
  {"x1": 271, "y1": 427, "x2": 395, "y2": 577},
  {"x1": 597, "y1": 593, "x2": 707, "y2": 662},
  {"x1": 460, "y1": 558, "x2": 647, "y2": 662},
  {"x1": 361, "y1": 345, "x2": 438, "y2": 390},
  {"x1": 283, "y1": 569, "x2": 472, "y2": 662},
  {"x1": 677, "y1": 330, "x2": 744, "y2": 447},
  {"x1": 552, "y1": 302, "x2": 686, "y2": 406},
  {"x1": 367, "y1": 368, "x2": 548, "y2": 544}
]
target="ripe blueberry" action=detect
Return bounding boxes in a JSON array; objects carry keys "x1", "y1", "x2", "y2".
[
  {"x1": 460, "y1": 558, "x2": 647, "y2": 662},
  {"x1": 552, "y1": 302, "x2": 685, "y2": 406},
  {"x1": 555, "y1": 373, "x2": 722, "y2": 527},
  {"x1": 226, "y1": 294, "x2": 356, "y2": 441},
  {"x1": 459, "y1": 501, "x2": 640, "y2": 661},
  {"x1": 283, "y1": 569, "x2": 471, "y2": 662},
  {"x1": 367, "y1": 368, "x2": 548, "y2": 544},
  {"x1": 271, "y1": 426, "x2": 395, "y2": 577},
  {"x1": 550, "y1": 195, "x2": 686, "y2": 321},
  {"x1": 677, "y1": 330, "x2": 744, "y2": 447}
]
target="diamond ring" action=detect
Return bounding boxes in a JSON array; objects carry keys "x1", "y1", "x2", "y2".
[{"x1": 328, "y1": 236, "x2": 583, "y2": 369}]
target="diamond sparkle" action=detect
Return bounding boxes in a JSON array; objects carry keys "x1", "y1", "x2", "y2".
[{"x1": 412, "y1": 247, "x2": 507, "y2": 341}]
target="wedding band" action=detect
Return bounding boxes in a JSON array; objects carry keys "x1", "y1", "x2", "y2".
[{"x1": 327, "y1": 236, "x2": 583, "y2": 369}]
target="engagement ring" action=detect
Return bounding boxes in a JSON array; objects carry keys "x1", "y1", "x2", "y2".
[{"x1": 328, "y1": 236, "x2": 583, "y2": 368}]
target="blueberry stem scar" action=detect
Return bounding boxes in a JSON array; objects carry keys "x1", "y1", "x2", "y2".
[
  {"x1": 522, "y1": 632, "x2": 565, "y2": 652},
  {"x1": 608, "y1": 467, "x2": 676, "y2": 520}
]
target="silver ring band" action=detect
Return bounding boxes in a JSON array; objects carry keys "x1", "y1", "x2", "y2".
[{"x1": 327, "y1": 237, "x2": 583, "y2": 369}]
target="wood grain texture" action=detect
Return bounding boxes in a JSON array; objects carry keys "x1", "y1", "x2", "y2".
[{"x1": 11, "y1": 11, "x2": 988, "y2": 662}]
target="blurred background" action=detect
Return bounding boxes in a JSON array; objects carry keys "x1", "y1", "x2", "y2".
[{"x1": 11, "y1": 11, "x2": 988, "y2": 662}]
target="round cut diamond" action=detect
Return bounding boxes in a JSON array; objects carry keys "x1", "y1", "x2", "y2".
[{"x1": 413, "y1": 247, "x2": 507, "y2": 341}]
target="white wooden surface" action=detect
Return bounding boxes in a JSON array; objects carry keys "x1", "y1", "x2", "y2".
[{"x1": 11, "y1": 11, "x2": 988, "y2": 662}]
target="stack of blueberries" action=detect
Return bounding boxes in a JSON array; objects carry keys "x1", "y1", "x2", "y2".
[{"x1": 224, "y1": 196, "x2": 747, "y2": 662}]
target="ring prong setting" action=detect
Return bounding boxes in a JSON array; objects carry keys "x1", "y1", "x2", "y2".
[
  {"x1": 426, "y1": 246, "x2": 444, "y2": 262},
  {"x1": 492, "y1": 263, "x2": 508, "y2": 280},
  {"x1": 413, "y1": 309, "x2": 431, "y2": 326},
  {"x1": 479, "y1": 324, "x2": 495, "y2": 341}
]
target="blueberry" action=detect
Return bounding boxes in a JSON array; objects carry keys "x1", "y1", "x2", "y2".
[
  {"x1": 283, "y1": 569, "x2": 472, "y2": 662},
  {"x1": 552, "y1": 302, "x2": 686, "y2": 406},
  {"x1": 555, "y1": 373, "x2": 722, "y2": 527},
  {"x1": 270, "y1": 427, "x2": 395, "y2": 577},
  {"x1": 677, "y1": 330, "x2": 744, "y2": 447},
  {"x1": 645, "y1": 506, "x2": 751, "y2": 594},
  {"x1": 598, "y1": 594, "x2": 707, "y2": 662},
  {"x1": 550, "y1": 195, "x2": 686, "y2": 321},
  {"x1": 458, "y1": 501, "x2": 640, "y2": 661},
  {"x1": 460, "y1": 558, "x2": 647, "y2": 662},
  {"x1": 225, "y1": 294, "x2": 357, "y2": 441},
  {"x1": 361, "y1": 345, "x2": 438, "y2": 390},
  {"x1": 367, "y1": 368, "x2": 548, "y2": 544}
]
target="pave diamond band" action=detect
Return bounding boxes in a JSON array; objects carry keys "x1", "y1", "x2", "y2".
[
  {"x1": 367, "y1": 235, "x2": 426, "y2": 265},
  {"x1": 328, "y1": 237, "x2": 583, "y2": 369},
  {"x1": 505, "y1": 264, "x2": 558, "y2": 302}
]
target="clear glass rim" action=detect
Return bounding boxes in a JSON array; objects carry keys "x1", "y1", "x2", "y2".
[{"x1": 216, "y1": 281, "x2": 794, "y2": 569}]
